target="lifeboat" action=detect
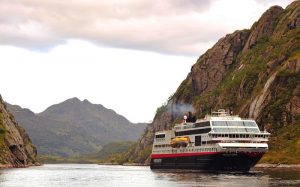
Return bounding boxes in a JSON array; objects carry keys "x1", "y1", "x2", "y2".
[{"x1": 171, "y1": 136, "x2": 190, "y2": 148}]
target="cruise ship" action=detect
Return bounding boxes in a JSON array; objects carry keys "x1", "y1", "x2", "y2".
[{"x1": 150, "y1": 109, "x2": 270, "y2": 171}]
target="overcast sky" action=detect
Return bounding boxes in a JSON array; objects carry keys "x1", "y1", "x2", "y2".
[{"x1": 0, "y1": 0, "x2": 293, "y2": 123}]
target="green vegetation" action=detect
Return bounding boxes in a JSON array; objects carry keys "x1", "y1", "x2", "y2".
[
  {"x1": 262, "y1": 69, "x2": 300, "y2": 130},
  {"x1": 128, "y1": 145, "x2": 152, "y2": 164},
  {"x1": 260, "y1": 122, "x2": 300, "y2": 164},
  {"x1": 173, "y1": 79, "x2": 193, "y2": 101},
  {"x1": 87, "y1": 141, "x2": 135, "y2": 163},
  {"x1": 0, "y1": 110, "x2": 7, "y2": 164},
  {"x1": 154, "y1": 103, "x2": 167, "y2": 119},
  {"x1": 0, "y1": 128, "x2": 5, "y2": 134},
  {"x1": 136, "y1": 146, "x2": 152, "y2": 162},
  {"x1": 37, "y1": 154, "x2": 100, "y2": 164},
  {"x1": 38, "y1": 141, "x2": 136, "y2": 164}
]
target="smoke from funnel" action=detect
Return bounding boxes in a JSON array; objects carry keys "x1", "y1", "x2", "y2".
[{"x1": 167, "y1": 101, "x2": 195, "y2": 118}]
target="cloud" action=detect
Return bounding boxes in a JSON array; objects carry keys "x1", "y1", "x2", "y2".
[
  {"x1": 254, "y1": 0, "x2": 292, "y2": 7},
  {"x1": 0, "y1": 0, "x2": 293, "y2": 56},
  {"x1": 0, "y1": 0, "x2": 218, "y2": 55}
]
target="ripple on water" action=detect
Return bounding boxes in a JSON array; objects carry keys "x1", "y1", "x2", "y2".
[{"x1": 0, "y1": 164, "x2": 299, "y2": 187}]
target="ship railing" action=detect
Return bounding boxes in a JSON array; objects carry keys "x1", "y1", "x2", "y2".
[
  {"x1": 260, "y1": 131, "x2": 270, "y2": 134},
  {"x1": 209, "y1": 132, "x2": 270, "y2": 139}
]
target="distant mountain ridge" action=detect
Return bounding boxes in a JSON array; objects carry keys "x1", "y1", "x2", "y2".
[{"x1": 6, "y1": 98, "x2": 147, "y2": 157}]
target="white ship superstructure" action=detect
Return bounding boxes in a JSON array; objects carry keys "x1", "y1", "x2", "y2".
[{"x1": 150, "y1": 109, "x2": 270, "y2": 171}]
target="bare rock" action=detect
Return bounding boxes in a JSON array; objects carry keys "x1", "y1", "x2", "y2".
[
  {"x1": 176, "y1": 30, "x2": 249, "y2": 102},
  {"x1": 243, "y1": 6, "x2": 283, "y2": 52},
  {"x1": 0, "y1": 95, "x2": 38, "y2": 167}
]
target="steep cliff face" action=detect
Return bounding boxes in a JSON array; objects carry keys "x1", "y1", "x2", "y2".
[
  {"x1": 0, "y1": 95, "x2": 38, "y2": 168},
  {"x1": 127, "y1": 1, "x2": 300, "y2": 164}
]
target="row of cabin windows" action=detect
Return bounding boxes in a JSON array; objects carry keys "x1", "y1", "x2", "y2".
[
  {"x1": 194, "y1": 121, "x2": 210, "y2": 128},
  {"x1": 154, "y1": 141, "x2": 215, "y2": 148},
  {"x1": 212, "y1": 127, "x2": 260, "y2": 133},
  {"x1": 201, "y1": 141, "x2": 214, "y2": 145},
  {"x1": 195, "y1": 136, "x2": 217, "y2": 146},
  {"x1": 154, "y1": 144, "x2": 171, "y2": 148},
  {"x1": 175, "y1": 128, "x2": 211, "y2": 136},
  {"x1": 177, "y1": 147, "x2": 217, "y2": 152},
  {"x1": 181, "y1": 121, "x2": 211, "y2": 130},
  {"x1": 153, "y1": 148, "x2": 218, "y2": 153},
  {"x1": 211, "y1": 134, "x2": 269, "y2": 138},
  {"x1": 212, "y1": 121, "x2": 257, "y2": 127},
  {"x1": 155, "y1": 134, "x2": 165, "y2": 139}
]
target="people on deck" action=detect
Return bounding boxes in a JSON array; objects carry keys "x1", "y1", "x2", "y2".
[{"x1": 186, "y1": 111, "x2": 196, "y2": 123}]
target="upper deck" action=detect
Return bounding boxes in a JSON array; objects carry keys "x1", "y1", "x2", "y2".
[{"x1": 173, "y1": 109, "x2": 270, "y2": 137}]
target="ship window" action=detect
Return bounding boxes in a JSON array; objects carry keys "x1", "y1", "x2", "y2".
[
  {"x1": 213, "y1": 127, "x2": 229, "y2": 132},
  {"x1": 229, "y1": 128, "x2": 238, "y2": 133},
  {"x1": 195, "y1": 136, "x2": 202, "y2": 146},
  {"x1": 195, "y1": 121, "x2": 211, "y2": 128},
  {"x1": 175, "y1": 128, "x2": 211, "y2": 136},
  {"x1": 155, "y1": 134, "x2": 165, "y2": 139},
  {"x1": 244, "y1": 121, "x2": 257, "y2": 127},
  {"x1": 212, "y1": 121, "x2": 227, "y2": 126},
  {"x1": 227, "y1": 121, "x2": 244, "y2": 126},
  {"x1": 246, "y1": 128, "x2": 260, "y2": 133},
  {"x1": 237, "y1": 128, "x2": 247, "y2": 133}
]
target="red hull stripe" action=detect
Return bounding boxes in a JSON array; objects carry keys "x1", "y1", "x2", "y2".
[{"x1": 151, "y1": 152, "x2": 220, "y2": 159}]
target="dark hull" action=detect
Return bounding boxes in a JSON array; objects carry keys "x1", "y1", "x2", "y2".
[{"x1": 150, "y1": 152, "x2": 264, "y2": 171}]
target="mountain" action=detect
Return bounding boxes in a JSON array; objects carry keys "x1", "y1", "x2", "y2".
[
  {"x1": 0, "y1": 95, "x2": 38, "y2": 168},
  {"x1": 126, "y1": 1, "x2": 300, "y2": 164},
  {"x1": 83, "y1": 141, "x2": 136, "y2": 162},
  {"x1": 6, "y1": 98, "x2": 147, "y2": 157}
]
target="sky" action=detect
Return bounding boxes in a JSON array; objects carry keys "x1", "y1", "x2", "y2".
[{"x1": 0, "y1": 0, "x2": 293, "y2": 123}]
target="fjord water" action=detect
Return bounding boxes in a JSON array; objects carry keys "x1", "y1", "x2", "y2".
[{"x1": 0, "y1": 164, "x2": 300, "y2": 187}]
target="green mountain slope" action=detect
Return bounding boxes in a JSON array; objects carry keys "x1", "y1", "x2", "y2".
[
  {"x1": 84, "y1": 141, "x2": 136, "y2": 162},
  {"x1": 126, "y1": 1, "x2": 300, "y2": 164},
  {"x1": 6, "y1": 98, "x2": 146, "y2": 157}
]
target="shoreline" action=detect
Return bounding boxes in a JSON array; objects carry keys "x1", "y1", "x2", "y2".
[
  {"x1": 0, "y1": 163, "x2": 42, "y2": 169},
  {"x1": 2, "y1": 163, "x2": 300, "y2": 170},
  {"x1": 98, "y1": 163, "x2": 149, "y2": 166},
  {"x1": 254, "y1": 164, "x2": 300, "y2": 170}
]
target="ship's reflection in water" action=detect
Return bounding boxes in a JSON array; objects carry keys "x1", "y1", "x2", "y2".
[
  {"x1": 0, "y1": 164, "x2": 299, "y2": 187},
  {"x1": 153, "y1": 169, "x2": 300, "y2": 186}
]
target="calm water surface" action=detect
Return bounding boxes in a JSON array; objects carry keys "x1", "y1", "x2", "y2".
[{"x1": 0, "y1": 164, "x2": 300, "y2": 187}]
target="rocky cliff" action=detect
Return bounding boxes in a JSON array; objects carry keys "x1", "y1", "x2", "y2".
[
  {"x1": 127, "y1": 1, "x2": 300, "y2": 164},
  {"x1": 0, "y1": 95, "x2": 38, "y2": 168}
]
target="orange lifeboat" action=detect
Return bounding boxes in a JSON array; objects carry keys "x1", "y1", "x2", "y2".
[{"x1": 171, "y1": 136, "x2": 190, "y2": 148}]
